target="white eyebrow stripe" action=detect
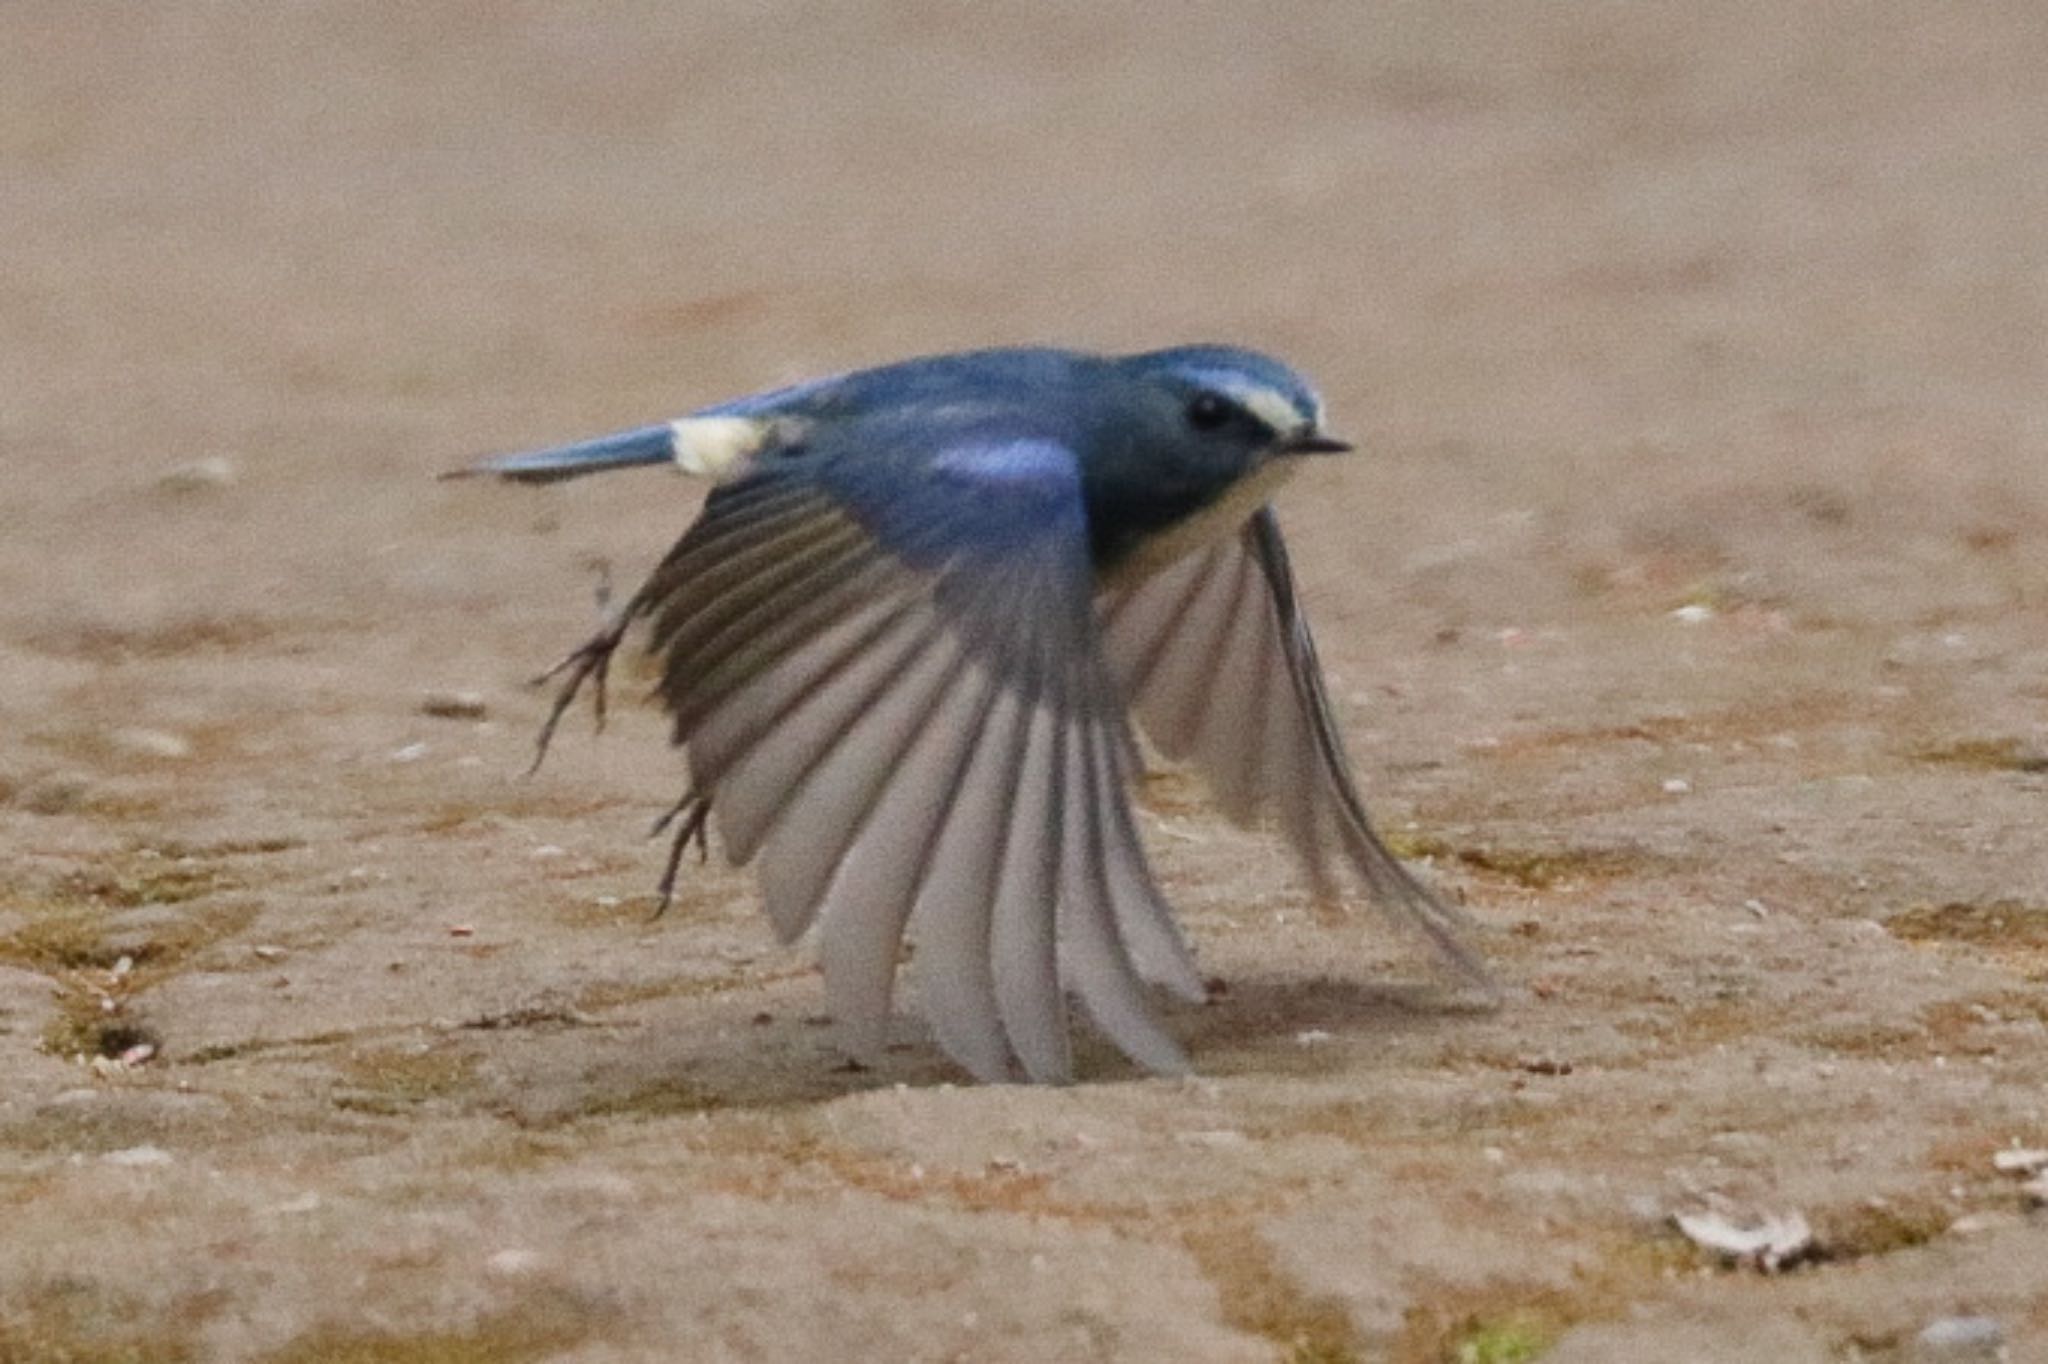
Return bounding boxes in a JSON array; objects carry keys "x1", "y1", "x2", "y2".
[{"x1": 1176, "y1": 368, "x2": 1314, "y2": 434}]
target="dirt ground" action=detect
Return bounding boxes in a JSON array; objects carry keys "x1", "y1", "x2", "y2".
[{"x1": 6, "y1": 3, "x2": 2048, "y2": 1360}]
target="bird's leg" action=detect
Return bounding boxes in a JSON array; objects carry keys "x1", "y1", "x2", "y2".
[
  {"x1": 524, "y1": 559, "x2": 646, "y2": 775},
  {"x1": 525, "y1": 622, "x2": 629, "y2": 775},
  {"x1": 649, "y1": 787, "x2": 714, "y2": 918}
]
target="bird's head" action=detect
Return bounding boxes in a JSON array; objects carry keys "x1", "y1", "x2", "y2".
[{"x1": 1117, "y1": 345, "x2": 1351, "y2": 463}]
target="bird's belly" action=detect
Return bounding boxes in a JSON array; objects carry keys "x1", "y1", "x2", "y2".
[{"x1": 1101, "y1": 460, "x2": 1299, "y2": 587}]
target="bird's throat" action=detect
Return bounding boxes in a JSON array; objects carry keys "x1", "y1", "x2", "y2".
[{"x1": 1098, "y1": 458, "x2": 1300, "y2": 588}]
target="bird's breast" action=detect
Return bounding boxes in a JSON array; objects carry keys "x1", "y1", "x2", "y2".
[{"x1": 1093, "y1": 458, "x2": 1300, "y2": 588}]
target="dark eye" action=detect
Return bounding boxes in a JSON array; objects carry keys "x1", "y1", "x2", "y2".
[{"x1": 1186, "y1": 392, "x2": 1232, "y2": 432}]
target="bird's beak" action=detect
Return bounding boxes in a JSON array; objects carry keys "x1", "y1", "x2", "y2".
[{"x1": 1280, "y1": 431, "x2": 1353, "y2": 456}]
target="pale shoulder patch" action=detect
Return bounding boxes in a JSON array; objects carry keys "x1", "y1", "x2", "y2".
[{"x1": 931, "y1": 437, "x2": 1078, "y2": 487}]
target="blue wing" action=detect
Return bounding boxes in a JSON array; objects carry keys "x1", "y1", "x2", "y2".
[
  {"x1": 1101, "y1": 506, "x2": 1489, "y2": 988},
  {"x1": 609, "y1": 426, "x2": 1200, "y2": 1083}
]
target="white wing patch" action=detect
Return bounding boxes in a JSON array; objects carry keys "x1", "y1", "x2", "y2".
[{"x1": 668, "y1": 416, "x2": 774, "y2": 479}]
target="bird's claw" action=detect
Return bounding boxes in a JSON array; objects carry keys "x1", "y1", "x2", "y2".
[
  {"x1": 650, "y1": 789, "x2": 713, "y2": 918},
  {"x1": 526, "y1": 624, "x2": 629, "y2": 776}
]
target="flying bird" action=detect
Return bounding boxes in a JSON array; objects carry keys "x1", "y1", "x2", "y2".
[{"x1": 448, "y1": 345, "x2": 1487, "y2": 1083}]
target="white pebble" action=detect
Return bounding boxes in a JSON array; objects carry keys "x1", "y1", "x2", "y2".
[
  {"x1": 1913, "y1": 1316, "x2": 2004, "y2": 1361},
  {"x1": 110, "y1": 728, "x2": 191, "y2": 760},
  {"x1": 103, "y1": 1145, "x2": 174, "y2": 1167},
  {"x1": 156, "y1": 457, "x2": 237, "y2": 492},
  {"x1": 485, "y1": 1247, "x2": 546, "y2": 1278}
]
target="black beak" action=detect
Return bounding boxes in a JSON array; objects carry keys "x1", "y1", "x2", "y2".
[{"x1": 1282, "y1": 431, "x2": 1353, "y2": 455}]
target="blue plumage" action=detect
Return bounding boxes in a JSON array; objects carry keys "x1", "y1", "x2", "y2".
[{"x1": 451, "y1": 345, "x2": 1487, "y2": 1083}]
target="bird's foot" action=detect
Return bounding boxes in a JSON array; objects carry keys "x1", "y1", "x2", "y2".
[
  {"x1": 525, "y1": 620, "x2": 632, "y2": 775},
  {"x1": 649, "y1": 787, "x2": 713, "y2": 917}
]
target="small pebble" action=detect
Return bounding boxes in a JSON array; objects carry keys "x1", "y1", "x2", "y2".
[
  {"x1": 390, "y1": 742, "x2": 428, "y2": 763},
  {"x1": 1661, "y1": 777, "x2": 1692, "y2": 795},
  {"x1": 156, "y1": 457, "x2": 237, "y2": 492},
  {"x1": 251, "y1": 945, "x2": 288, "y2": 962},
  {"x1": 447, "y1": 924, "x2": 475, "y2": 938},
  {"x1": 485, "y1": 1247, "x2": 545, "y2": 1278},
  {"x1": 1670, "y1": 604, "x2": 1715, "y2": 624},
  {"x1": 1294, "y1": 1029, "x2": 1332, "y2": 1047},
  {"x1": 419, "y1": 690, "x2": 488, "y2": 720},
  {"x1": 1991, "y1": 1148, "x2": 2048, "y2": 1176},
  {"x1": 102, "y1": 1145, "x2": 174, "y2": 1168},
  {"x1": 1912, "y1": 1316, "x2": 2004, "y2": 1362},
  {"x1": 110, "y1": 728, "x2": 191, "y2": 760}
]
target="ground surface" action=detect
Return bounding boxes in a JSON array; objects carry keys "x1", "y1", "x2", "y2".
[{"x1": 5, "y1": 3, "x2": 2048, "y2": 1361}]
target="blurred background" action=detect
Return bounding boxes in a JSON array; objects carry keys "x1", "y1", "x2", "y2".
[{"x1": 10, "y1": 1, "x2": 2046, "y2": 646}]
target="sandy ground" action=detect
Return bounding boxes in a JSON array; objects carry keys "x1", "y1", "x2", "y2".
[{"x1": 6, "y1": 3, "x2": 2048, "y2": 1360}]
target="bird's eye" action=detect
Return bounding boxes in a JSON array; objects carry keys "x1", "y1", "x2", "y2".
[{"x1": 1186, "y1": 393, "x2": 1232, "y2": 432}]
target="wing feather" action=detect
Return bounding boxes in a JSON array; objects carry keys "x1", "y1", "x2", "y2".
[
  {"x1": 742, "y1": 625, "x2": 963, "y2": 942},
  {"x1": 1102, "y1": 506, "x2": 1487, "y2": 987},
  {"x1": 599, "y1": 442, "x2": 1217, "y2": 1081},
  {"x1": 990, "y1": 694, "x2": 1071, "y2": 1084},
  {"x1": 1057, "y1": 698, "x2": 1193, "y2": 1075},
  {"x1": 816, "y1": 647, "x2": 1002, "y2": 1061},
  {"x1": 909, "y1": 682, "x2": 1032, "y2": 1082}
]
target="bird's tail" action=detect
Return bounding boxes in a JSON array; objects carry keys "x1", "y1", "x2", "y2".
[{"x1": 440, "y1": 424, "x2": 677, "y2": 484}]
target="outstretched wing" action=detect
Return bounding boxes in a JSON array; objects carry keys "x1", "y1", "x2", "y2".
[
  {"x1": 1100, "y1": 505, "x2": 1488, "y2": 986},
  {"x1": 614, "y1": 432, "x2": 1203, "y2": 1084}
]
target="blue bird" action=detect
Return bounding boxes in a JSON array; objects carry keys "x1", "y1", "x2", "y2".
[{"x1": 449, "y1": 345, "x2": 1488, "y2": 1083}]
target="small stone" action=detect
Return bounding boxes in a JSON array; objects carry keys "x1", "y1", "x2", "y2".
[
  {"x1": 1991, "y1": 1148, "x2": 2048, "y2": 1176},
  {"x1": 1661, "y1": 777, "x2": 1692, "y2": 795},
  {"x1": 269, "y1": 1192, "x2": 321, "y2": 1215},
  {"x1": 485, "y1": 1247, "x2": 545, "y2": 1278},
  {"x1": 251, "y1": 945, "x2": 288, "y2": 962},
  {"x1": 102, "y1": 1145, "x2": 174, "y2": 1167},
  {"x1": 1294, "y1": 1029, "x2": 1333, "y2": 1047},
  {"x1": 1912, "y1": 1316, "x2": 2004, "y2": 1362},
  {"x1": 156, "y1": 457, "x2": 237, "y2": 492},
  {"x1": 1673, "y1": 1208, "x2": 1814, "y2": 1272},
  {"x1": 390, "y1": 742, "x2": 428, "y2": 763},
  {"x1": 1671, "y1": 604, "x2": 1715, "y2": 624},
  {"x1": 447, "y1": 924, "x2": 475, "y2": 938},
  {"x1": 109, "y1": 728, "x2": 191, "y2": 760},
  {"x1": 419, "y1": 690, "x2": 488, "y2": 720}
]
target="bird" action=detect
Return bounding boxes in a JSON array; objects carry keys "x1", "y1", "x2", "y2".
[{"x1": 447, "y1": 344, "x2": 1488, "y2": 1083}]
